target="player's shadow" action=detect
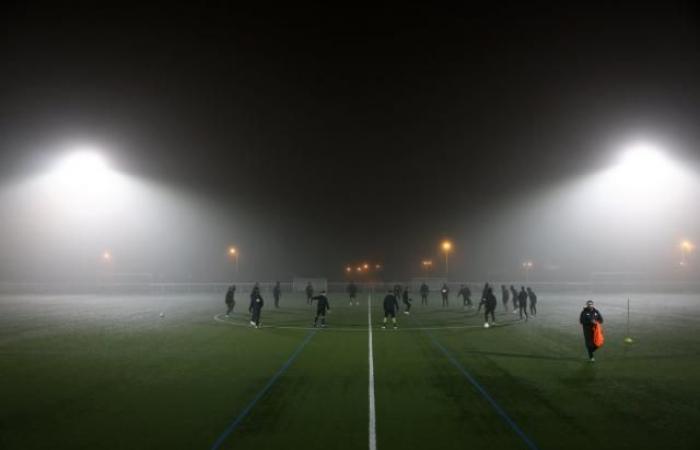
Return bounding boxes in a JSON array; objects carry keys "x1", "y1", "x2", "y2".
[{"x1": 462, "y1": 349, "x2": 581, "y2": 362}]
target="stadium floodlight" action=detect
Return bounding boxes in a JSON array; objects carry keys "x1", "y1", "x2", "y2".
[
  {"x1": 346, "y1": 266, "x2": 352, "y2": 273},
  {"x1": 102, "y1": 251, "x2": 112, "y2": 261},
  {"x1": 45, "y1": 146, "x2": 128, "y2": 215},
  {"x1": 363, "y1": 263, "x2": 369, "y2": 270}
]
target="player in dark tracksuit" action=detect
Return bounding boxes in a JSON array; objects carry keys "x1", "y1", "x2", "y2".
[
  {"x1": 420, "y1": 282, "x2": 429, "y2": 305},
  {"x1": 305, "y1": 282, "x2": 314, "y2": 304},
  {"x1": 225, "y1": 285, "x2": 236, "y2": 316},
  {"x1": 382, "y1": 290, "x2": 400, "y2": 329},
  {"x1": 273, "y1": 281, "x2": 282, "y2": 308},
  {"x1": 580, "y1": 300, "x2": 604, "y2": 362},
  {"x1": 401, "y1": 288, "x2": 412, "y2": 315},
  {"x1": 510, "y1": 285, "x2": 518, "y2": 313},
  {"x1": 480, "y1": 287, "x2": 498, "y2": 326},
  {"x1": 527, "y1": 287, "x2": 537, "y2": 316},
  {"x1": 311, "y1": 291, "x2": 331, "y2": 328},
  {"x1": 518, "y1": 286, "x2": 529, "y2": 321},
  {"x1": 248, "y1": 289, "x2": 264, "y2": 328},
  {"x1": 501, "y1": 285, "x2": 509, "y2": 312},
  {"x1": 440, "y1": 283, "x2": 449, "y2": 307},
  {"x1": 457, "y1": 284, "x2": 472, "y2": 308},
  {"x1": 478, "y1": 283, "x2": 490, "y2": 312},
  {"x1": 347, "y1": 281, "x2": 359, "y2": 306}
]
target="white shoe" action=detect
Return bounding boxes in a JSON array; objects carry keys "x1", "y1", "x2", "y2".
[
  {"x1": 403, "y1": 311, "x2": 409, "y2": 315},
  {"x1": 589, "y1": 357, "x2": 595, "y2": 363},
  {"x1": 250, "y1": 321, "x2": 255, "y2": 327}
]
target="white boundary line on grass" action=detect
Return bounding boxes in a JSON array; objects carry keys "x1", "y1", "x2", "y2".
[
  {"x1": 213, "y1": 314, "x2": 484, "y2": 331},
  {"x1": 368, "y1": 292, "x2": 377, "y2": 450}
]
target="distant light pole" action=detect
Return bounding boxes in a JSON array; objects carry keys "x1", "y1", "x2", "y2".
[
  {"x1": 441, "y1": 240, "x2": 453, "y2": 279},
  {"x1": 228, "y1": 246, "x2": 239, "y2": 278},
  {"x1": 421, "y1": 259, "x2": 433, "y2": 274},
  {"x1": 680, "y1": 240, "x2": 695, "y2": 267},
  {"x1": 522, "y1": 260, "x2": 534, "y2": 283}
]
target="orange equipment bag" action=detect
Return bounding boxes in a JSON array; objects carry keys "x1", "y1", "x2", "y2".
[{"x1": 592, "y1": 322, "x2": 605, "y2": 348}]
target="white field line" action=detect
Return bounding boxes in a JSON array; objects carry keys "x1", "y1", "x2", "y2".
[{"x1": 368, "y1": 292, "x2": 377, "y2": 450}]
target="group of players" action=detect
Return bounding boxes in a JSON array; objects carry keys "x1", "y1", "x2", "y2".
[
  {"x1": 223, "y1": 281, "x2": 539, "y2": 329},
  {"x1": 224, "y1": 281, "x2": 604, "y2": 362}
]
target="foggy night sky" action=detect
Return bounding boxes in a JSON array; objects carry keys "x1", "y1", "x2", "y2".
[{"x1": 1, "y1": 3, "x2": 699, "y2": 281}]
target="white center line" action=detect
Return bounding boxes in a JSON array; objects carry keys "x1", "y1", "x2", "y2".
[{"x1": 368, "y1": 292, "x2": 377, "y2": 450}]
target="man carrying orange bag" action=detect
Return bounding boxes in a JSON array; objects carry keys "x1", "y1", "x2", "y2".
[{"x1": 579, "y1": 300, "x2": 604, "y2": 362}]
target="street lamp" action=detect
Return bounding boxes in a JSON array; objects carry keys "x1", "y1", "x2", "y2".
[
  {"x1": 421, "y1": 259, "x2": 433, "y2": 273},
  {"x1": 522, "y1": 260, "x2": 534, "y2": 282},
  {"x1": 228, "y1": 246, "x2": 239, "y2": 277},
  {"x1": 441, "y1": 240, "x2": 453, "y2": 278},
  {"x1": 680, "y1": 240, "x2": 695, "y2": 267}
]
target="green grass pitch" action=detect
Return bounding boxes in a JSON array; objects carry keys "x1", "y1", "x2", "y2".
[{"x1": 1, "y1": 290, "x2": 699, "y2": 449}]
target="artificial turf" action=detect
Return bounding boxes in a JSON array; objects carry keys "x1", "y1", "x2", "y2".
[{"x1": 1, "y1": 289, "x2": 699, "y2": 449}]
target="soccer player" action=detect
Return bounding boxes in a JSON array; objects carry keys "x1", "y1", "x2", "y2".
[
  {"x1": 510, "y1": 285, "x2": 518, "y2": 314},
  {"x1": 419, "y1": 282, "x2": 429, "y2": 305},
  {"x1": 382, "y1": 289, "x2": 400, "y2": 329},
  {"x1": 273, "y1": 281, "x2": 282, "y2": 308},
  {"x1": 440, "y1": 283, "x2": 449, "y2": 307},
  {"x1": 402, "y1": 287, "x2": 412, "y2": 315},
  {"x1": 305, "y1": 282, "x2": 314, "y2": 304},
  {"x1": 248, "y1": 288, "x2": 264, "y2": 328},
  {"x1": 347, "y1": 281, "x2": 359, "y2": 306},
  {"x1": 311, "y1": 290, "x2": 331, "y2": 328},
  {"x1": 517, "y1": 286, "x2": 529, "y2": 321},
  {"x1": 579, "y1": 300, "x2": 604, "y2": 362},
  {"x1": 225, "y1": 284, "x2": 236, "y2": 316},
  {"x1": 477, "y1": 282, "x2": 490, "y2": 312},
  {"x1": 527, "y1": 286, "x2": 537, "y2": 316},
  {"x1": 501, "y1": 285, "x2": 509, "y2": 312},
  {"x1": 457, "y1": 284, "x2": 472, "y2": 308},
  {"x1": 481, "y1": 287, "x2": 498, "y2": 326}
]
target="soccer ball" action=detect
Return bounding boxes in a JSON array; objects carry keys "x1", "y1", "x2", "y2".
[
  {"x1": 159, "y1": 312, "x2": 165, "y2": 318},
  {"x1": 483, "y1": 322, "x2": 490, "y2": 328}
]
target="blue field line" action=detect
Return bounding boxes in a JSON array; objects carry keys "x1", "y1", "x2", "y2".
[
  {"x1": 423, "y1": 327, "x2": 541, "y2": 450},
  {"x1": 209, "y1": 329, "x2": 317, "y2": 450}
]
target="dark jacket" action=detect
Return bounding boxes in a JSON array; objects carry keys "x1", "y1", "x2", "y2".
[
  {"x1": 311, "y1": 294, "x2": 330, "y2": 311},
  {"x1": 249, "y1": 293, "x2": 264, "y2": 312},
  {"x1": 580, "y1": 307, "x2": 603, "y2": 326},
  {"x1": 420, "y1": 284, "x2": 429, "y2": 295},
  {"x1": 518, "y1": 289, "x2": 528, "y2": 306},
  {"x1": 225, "y1": 287, "x2": 235, "y2": 305},
  {"x1": 383, "y1": 294, "x2": 399, "y2": 311}
]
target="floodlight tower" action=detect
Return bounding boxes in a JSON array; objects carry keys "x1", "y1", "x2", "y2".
[{"x1": 441, "y1": 240, "x2": 453, "y2": 279}]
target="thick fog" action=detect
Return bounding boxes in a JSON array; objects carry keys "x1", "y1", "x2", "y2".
[{"x1": 1, "y1": 137, "x2": 698, "y2": 284}]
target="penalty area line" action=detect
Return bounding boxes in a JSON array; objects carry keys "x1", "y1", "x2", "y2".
[{"x1": 209, "y1": 328, "x2": 317, "y2": 450}]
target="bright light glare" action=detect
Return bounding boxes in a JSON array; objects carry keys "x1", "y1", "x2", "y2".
[
  {"x1": 592, "y1": 140, "x2": 692, "y2": 213},
  {"x1": 441, "y1": 240, "x2": 452, "y2": 252},
  {"x1": 44, "y1": 149, "x2": 128, "y2": 216},
  {"x1": 616, "y1": 143, "x2": 675, "y2": 185}
]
